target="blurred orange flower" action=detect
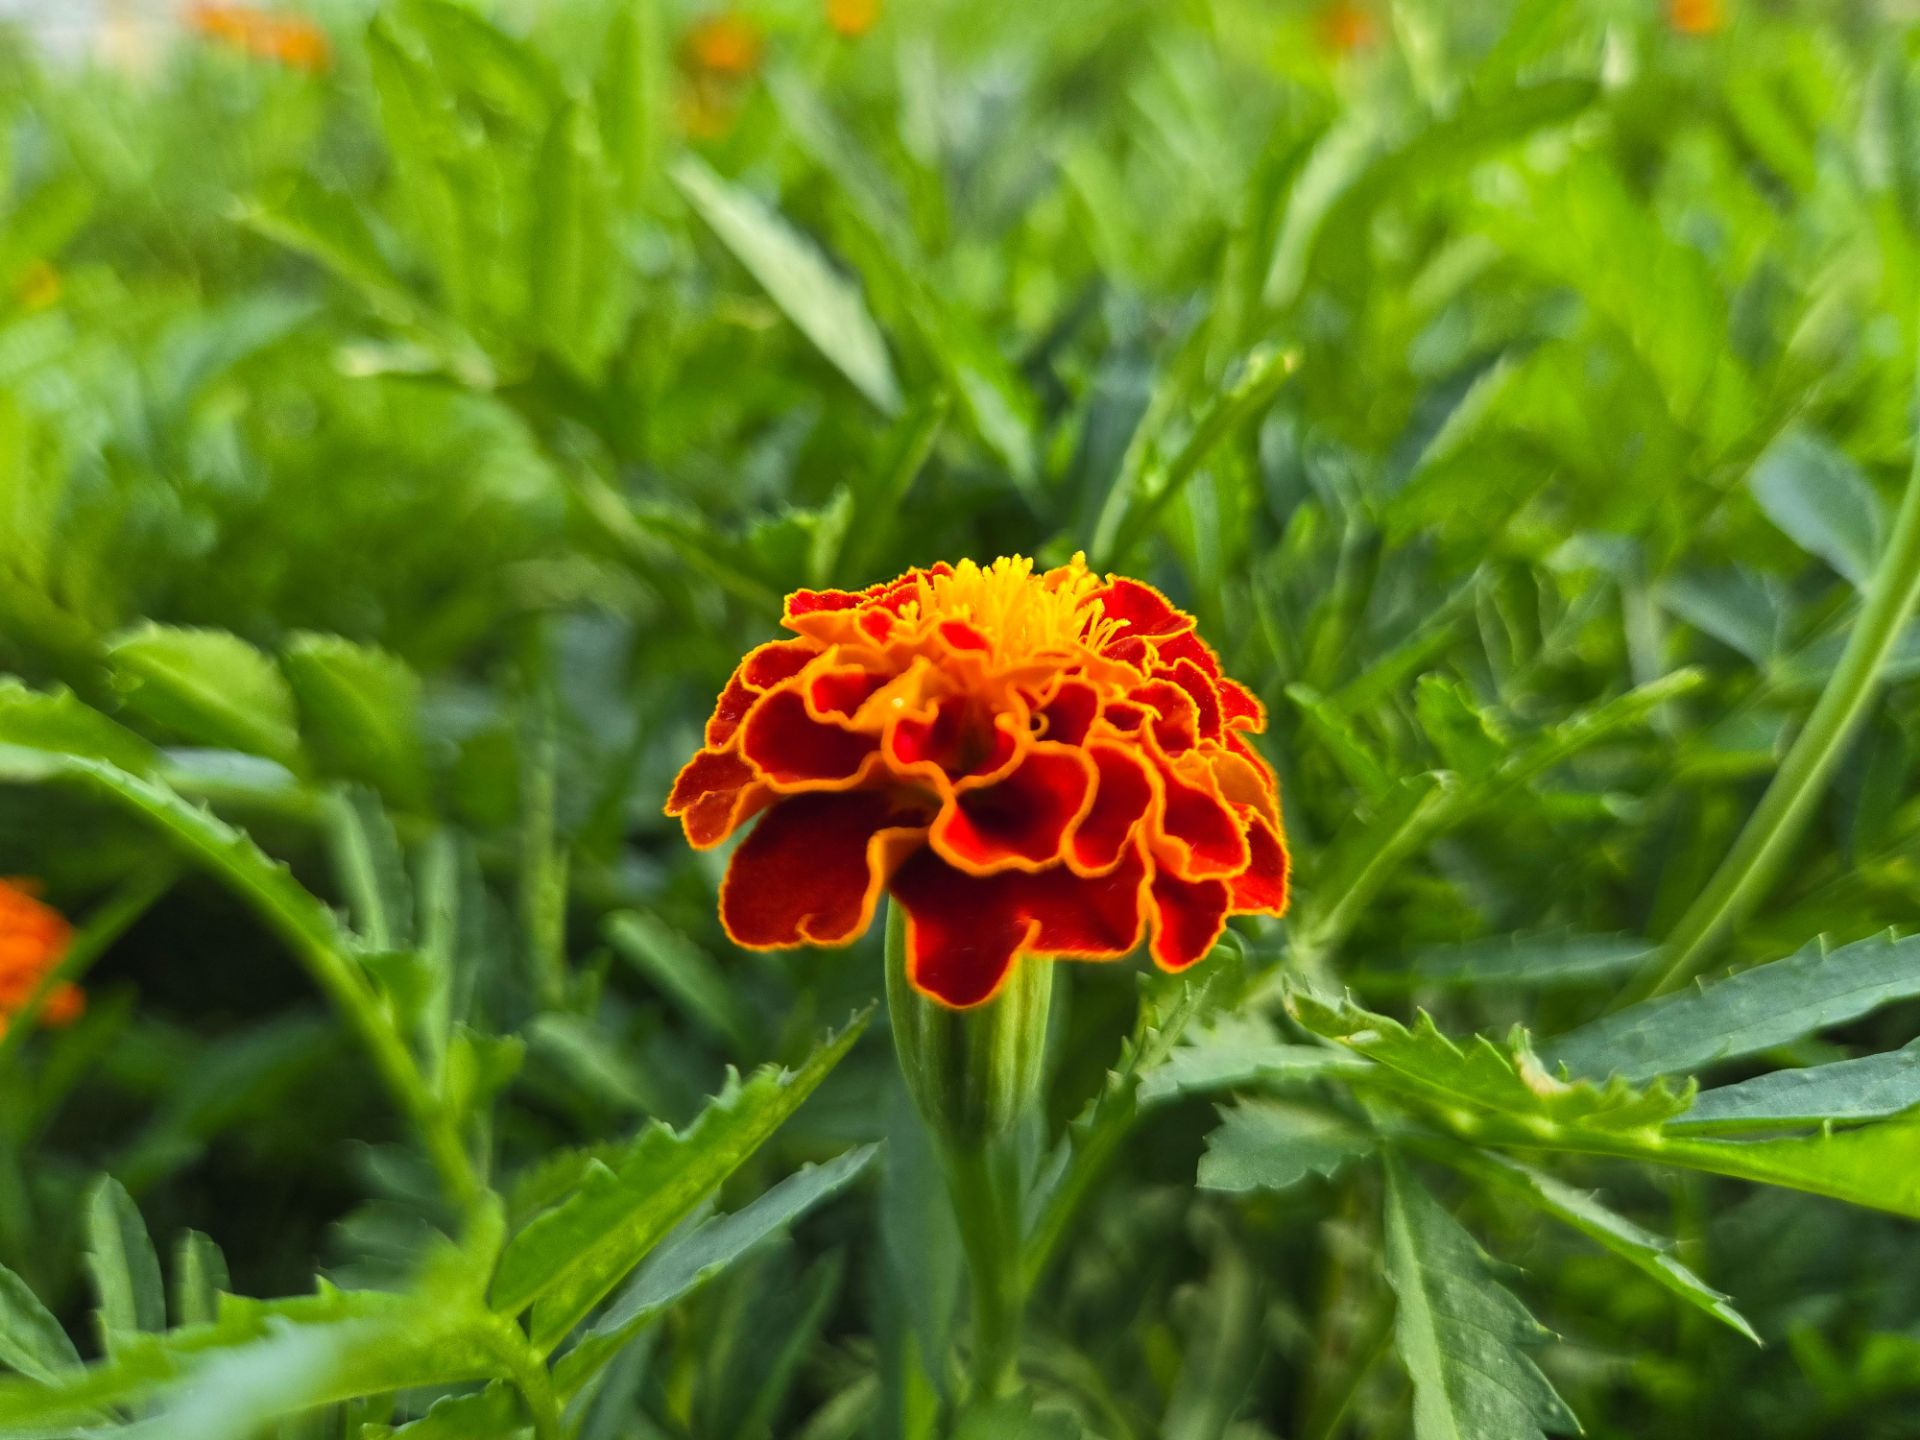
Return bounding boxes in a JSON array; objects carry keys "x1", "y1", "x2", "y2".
[
  {"x1": 684, "y1": 12, "x2": 764, "y2": 79},
  {"x1": 185, "y1": 2, "x2": 332, "y2": 73},
  {"x1": 1316, "y1": 0, "x2": 1376, "y2": 53},
  {"x1": 1668, "y1": 0, "x2": 1725, "y2": 34},
  {"x1": 827, "y1": 0, "x2": 882, "y2": 39},
  {"x1": 678, "y1": 12, "x2": 764, "y2": 138},
  {"x1": 0, "y1": 880, "x2": 84, "y2": 1034},
  {"x1": 667, "y1": 556, "x2": 1289, "y2": 1008}
]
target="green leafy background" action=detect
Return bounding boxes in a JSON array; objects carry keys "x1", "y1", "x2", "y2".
[{"x1": 3, "y1": 0, "x2": 1920, "y2": 1436}]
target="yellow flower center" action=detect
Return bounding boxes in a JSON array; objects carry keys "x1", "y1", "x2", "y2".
[{"x1": 906, "y1": 554, "x2": 1118, "y2": 659}]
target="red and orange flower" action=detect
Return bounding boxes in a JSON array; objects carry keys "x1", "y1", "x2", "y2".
[
  {"x1": 667, "y1": 556, "x2": 1289, "y2": 1008},
  {"x1": 0, "y1": 880, "x2": 83, "y2": 1035},
  {"x1": 185, "y1": 3, "x2": 332, "y2": 73}
]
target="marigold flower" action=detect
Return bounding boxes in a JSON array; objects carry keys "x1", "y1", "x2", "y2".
[
  {"x1": 826, "y1": 0, "x2": 882, "y2": 39},
  {"x1": 667, "y1": 556, "x2": 1289, "y2": 1008},
  {"x1": 0, "y1": 880, "x2": 84, "y2": 1034},
  {"x1": 184, "y1": 3, "x2": 332, "y2": 73},
  {"x1": 1667, "y1": 0, "x2": 1725, "y2": 35}
]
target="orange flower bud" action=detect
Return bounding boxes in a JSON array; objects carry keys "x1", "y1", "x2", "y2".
[
  {"x1": 1316, "y1": 0, "x2": 1376, "y2": 53},
  {"x1": 684, "y1": 12, "x2": 764, "y2": 80},
  {"x1": 1668, "y1": 0, "x2": 1726, "y2": 35}
]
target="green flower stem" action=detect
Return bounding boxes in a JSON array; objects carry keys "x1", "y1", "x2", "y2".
[
  {"x1": 884, "y1": 902, "x2": 1052, "y2": 1399},
  {"x1": 1632, "y1": 424, "x2": 1920, "y2": 1001}
]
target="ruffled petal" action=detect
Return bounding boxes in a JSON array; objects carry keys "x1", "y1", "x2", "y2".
[
  {"x1": 1133, "y1": 679, "x2": 1199, "y2": 753},
  {"x1": 1148, "y1": 870, "x2": 1230, "y2": 970},
  {"x1": 741, "y1": 686, "x2": 882, "y2": 790},
  {"x1": 1153, "y1": 629, "x2": 1221, "y2": 678},
  {"x1": 721, "y1": 793, "x2": 925, "y2": 948},
  {"x1": 1160, "y1": 657, "x2": 1223, "y2": 741},
  {"x1": 1219, "y1": 677, "x2": 1265, "y2": 732},
  {"x1": 1069, "y1": 742, "x2": 1156, "y2": 874},
  {"x1": 1229, "y1": 812, "x2": 1289, "y2": 915},
  {"x1": 706, "y1": 639, "x2": 819, "y2": 747},
  {"x1": 1093, "y1": 578, "x2": 1194, "y2": 641},
  {"x1": 1038, "y1": 676, "x2": 1099, "y2": 747},
  {"x1": 890, "y1": 850, "x2": 1034, "y2": 1007},
  {"x1": 891, "y1": 844, "x2": 1151, "y2": 1007},
  {"x1": 930, "y1": 741, "x2": 1095, "y2": 874},
  {"x1": 1152, "y1": 756, "x2": 1250, "y2": 879},
  {"x1": 666, "y1": 748, "x2": 767, "y2": 849}
]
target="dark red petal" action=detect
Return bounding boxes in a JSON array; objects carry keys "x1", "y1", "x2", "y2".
[
  {"x1": 706, "y1": 640, "x2": 818, "y2": 746},
  {"x1": 887, "y1": 695, "x2": 963, "y2": 771},
  {"x1": 1219, "y1": 678, "x2": 1265, "y2": 731},
  {"x1": 940, "y1": 619, "x2": 990, "y2": 652},
  {"x1": 1093, "y1": 578, "x2": 1194, "y2": 640},
  {"x1": 807, "y1": 666, "x2": 889, "y2": 721},
  {"x1": 1038, "y1": 677, "x2": 1099, "y2": 747},
  {"x1": 930, "y1": 742, "x2": 1094, "y2": 873},
  {"x1": 1070, "y1": 743, "x2": 1155, "y2": 874},
  {"x1": 721, "y1": 793, "x2": 921, "y2": 948},
  {"x1": 1134, "y1": 679, "x2": 1199, "y2": 753},
  {"x1": 742, "y1": 687, "x2": 880, "y2": 789},
  {"x1": 786, "y1": 589, "x2": 864, "y2": 618},
  {"x1": 1025, "y1": 842, "x2": 1149, "y2": 956},
  {"x1": 741, "y1": 638, "x2": 820, "y2": 690},
  {"x1": 1154, "y1": 629, "x2": 1221, "y2": 678},
  {"x1": 1148, "y1": 871, "x2": 1230, "y2": 970},
  {"x1": 1229, "y1": 812, "x2": 1289, "y2": 915},
  {"x1": 1160, "y1": 658, "x2": 1224, "y2": 741},
  {"x1": 858, "y1": 610, "x2": 894, "y2": 644},
  {"x1": 666, "y1": 748, "x2": 764, "y2": 848},
  {"x1": 890, "y1": 850, "x2": 1032, "y2": 1007},
  {"x1": 1155, "y1": 761, "x2": 1250, "y2": 878}
]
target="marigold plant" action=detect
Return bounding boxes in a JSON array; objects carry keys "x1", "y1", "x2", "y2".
[
  {"x1": 0, "y1": 880, "x2": 83, "y2": 1033},
  {"x1": 667, "y1": 556, "x2": 1289, "y2": 1007}
]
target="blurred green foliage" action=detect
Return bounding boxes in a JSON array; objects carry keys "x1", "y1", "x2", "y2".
[{"x1": 3, "y1": 0, "x2": 1920, "y2": 1436}]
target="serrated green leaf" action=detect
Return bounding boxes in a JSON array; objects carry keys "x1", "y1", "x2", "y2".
[
  {"x1": 0, "y1": 679, "x2": 158, "y2": 773},
  {"x1": 1197, "y1": 1101, "x2": 1374, "y2": 1192},
  {"x1": 490, "y1": 1009, "x2": 870, "y2": 1347},
  {"x1": 1674, "y1": 1039, "x2": 1920, "y2": 1133},
  {"x1": 529, "y1": 101, "x2": 624, "y2": 377},
  {"x1": 107, "y1": 624, "x2": 301, "y2": 768},
  {"x1": 1290, "y1": 991, "x2": 1695, "y2": 1131},
  {"x1": 85, "y1": 1177, "x2": 165, "y2": 1356},
  {"x1": 1139, "y1": 1014, "x2": 1365, "y2": 1106},
  {"x1": 556, "y1": 1144, "x2": 878, "y2": 1397},
  {"x1": 1378, "y1": 932, "x2": 1652, "y2": 992},
  {"x1": 671, "y1": 155, "x2": 902, "y2": 415},
  {"x1": 1548, "y1": 931, "x2": 1920, "y2": 1082},
  {"x1": 282, "y1": 634, "x2": 429, "y2": 808},
  {"x1": 0, "y1": 1262, "x2": 81, "y2": 1383},
  {"x1": 1451, "y1": 1151, "x2": 1758, "y2": 1343},
  {"x1": 1382, "y1": 1161, "x2": 1578, "y2": 1440}
]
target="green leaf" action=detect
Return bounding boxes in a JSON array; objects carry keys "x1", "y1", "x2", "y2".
[
  {"x1": 0, "y1": 1286, "x2": 498, "y2": 1428},
  {"x1": 596, "y1": 0, "x2": 666, "y2": 207},
  {"x1": 1139, "y1": 1015, "x2": 1365, "y2": 1106},
  {"x1": 282, "y1": 633, "x2": 430, "y2": 808},
  {"x1": 0, "y1": 1262, "x2": 81, "y2": 1383},
  {"x1": 171, "y1": 1232, "x2": 231, "y2": 1331},
  {"x1": 671, "y1": 155, "x2": 903, "y2": 415},
  {"x1": 1749, "y1": 430, "x2": 1884, "y2": 587},
  {"x1": 1197, "y1": 1101, "x2": 1375, "y2": 1192},
  {"x1": 1674, "y1": 1039, "x2": 1920, "y2": 1133},
  {"x1": 952, "y1": 1396, "x2": 1082, "y2": 1439},
  {"x1": 1546, "y1": 931, "x2": 1920, "y2": 1082},
  {"x1": 85, "y1": 1176, "x2": 166, "y2": 1356},
  {"x1": 1382, "y1": 1161, "x2": 1578, "y2": 1440},
  {"x1": 107, "y1": 624, "x2": 302, "y2": 768},
  {"x1": 1377, "y1": 932, "x2": 1653, "y2": 992},
  {"x1": 490, "y1": 1010, "x2": 871, "y2": 1348},
  {"x1": 1451, "y1": 1151, "x2": 1758, "y2": 1343},
  {"x1": 0, "y1": 680, "x2": 158, "y2": 774},
  {"x1": 529, "y1": 101, "x2": 625, "y2": 377},
  {"x1": 1290, "y1": 991, "x2": 1694, "y2": 1131}
]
